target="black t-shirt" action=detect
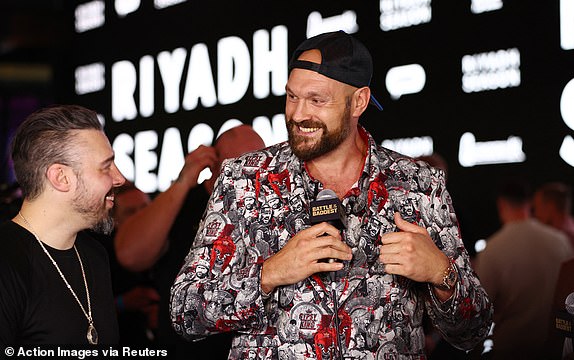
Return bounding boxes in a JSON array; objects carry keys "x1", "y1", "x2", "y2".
[
  {"x1": 0, "y1": 221, "x2": 119, "y2": 345},
  {"x1": 90, "y1": 230, "x2": 156, "y2": 345}
]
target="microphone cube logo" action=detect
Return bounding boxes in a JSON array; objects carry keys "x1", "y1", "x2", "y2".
[{"x1": 311, "y1": 203, "x2": 338, "y2": 217}]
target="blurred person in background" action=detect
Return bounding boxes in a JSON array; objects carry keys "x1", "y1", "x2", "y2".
[
  {"x1": 533, "y1": 181, "x2": 574, "y2": 248},
  {"x1": 114, "y1": 124, "x2": 265, "y2": 358},
  {"x1": 474, "y1": 178, "x2": 574, "y2": 359}
]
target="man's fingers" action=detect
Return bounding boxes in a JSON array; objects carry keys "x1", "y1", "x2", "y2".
[
  {"x1": 306, "y1": 222, "x2": 342, "y2": 240},
  {"x1": 316, "y1": 244, "x2": 353, "y2": 262},
  {"x1": 394, "y1": 212, "x2": 426, "y2": 234}
]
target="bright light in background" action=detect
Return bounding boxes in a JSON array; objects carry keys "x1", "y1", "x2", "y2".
[
  {"x1": 157, "y1": 48, "x2": 188, "y2": 113},
  {"x1": 197, "y1": 168, "x2": 212, "y2": 185},
  {"x1": 385, "y1": 64, "x2": 426, "y2": 100},
  {"x1": 462, "y1": 48, "x2": 521, "y2": 93},
  {"x1": 458, "y1": 132, "x2": 526, "y2": 167},
  {"x1": 474, "y1": 239, "x2": 487, "y2": 253},
  {"x1": 139, "y1": 56, "x2": 154, "y2": 117},
  {"x1": 561, "y1": 0, "x2": 574, "y2": 50},
  {"x1": 111, "y1": 60, "x2": 138, "y2": 121},
  {"x1": 113, "y1": 134, "x2": 136, "y2": 181},
  {"x1": 187, "y1": 123, "x2": 215, "y2": 153},
  {"x1": 112, "y1": 118, "x2": 288, "y2": 193},
  {"x1": 381, "y1": 136, "x2": 434, "y2": 158},
  {"x1": 561, "y1": 79, "x2": 574, "y2": 131},
  {"x1": 182, "y1": 43, "x2": 217, "y2": 110},
  {"x1": 154, "y1": 0, "x2": 186, "y2": 9},
  {"x1": 560, "y1": 78, "x2": 574, "y2": 166},
  {"x1": 109, "y1": 26, "x2": 287, "y2": 123},
  {"x1": 106, "y1": 25, "x2": 290, "y2": 192},
  {"x1": 134, "y1": 130, "x2": 159, "y2": 193},
  {"x1": 379, "y1": 0, "x2": 432, "y2": 31},
  {"x1": 471, "y1": 0, "x2": 503, "y2": 14},
  {"x1": 218, "y1": 37, "x2": 251, "y2": 105},
  {"x1": 75, "y1": 1, "x2": 105, "y2": 33},
  {"x1": 253, "y1": 26, "x2": 288, "y2": 99},
  {"x1": 115, "y1": 0, "x2": 140, "y2": 17},
  {"x1": 157, "y1": 128, "x2": 185, "y2": 191},
  {"x1": 252, "y1": 114, "x2": 288, "y2": 147},
  {"x1": 306, "y1": 10, "x2": 359, "y2": 38},
  {"x1": 97, "y1": 114, "x2": 105, "y2": 127},
  {"x1": 559, "y1": 136, "x2": 574, "y2": 167},
  {"x1": 75, "y1": 62, "x2": 105, "y2": 95},
  {"x1": 216, "y1": 119, "x2": 244, "y2": 139}
]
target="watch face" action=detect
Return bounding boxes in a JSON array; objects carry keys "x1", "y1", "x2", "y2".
[
  {"x1": 446, "y1": 266, "x2": 457, "y2": 286},
  {"x1": 434, "y1": 263, "x2": 457, "y2": 290}
]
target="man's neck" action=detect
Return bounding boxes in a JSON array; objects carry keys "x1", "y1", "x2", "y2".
[{"x1": 15, "y1": 200, "x2": 79, "y2": 250}]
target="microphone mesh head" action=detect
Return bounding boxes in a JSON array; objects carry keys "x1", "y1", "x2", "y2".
[
  {"x1": 566, "y1": 292, "x2": 574, "y2": 315},
  {"x1": 316, "y1": 189, "x2": 338, "y2": 200}
]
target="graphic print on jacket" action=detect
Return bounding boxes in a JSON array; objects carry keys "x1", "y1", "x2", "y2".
[{"x1": 170, "y1": 127, "x2": 492, "y2": 359}]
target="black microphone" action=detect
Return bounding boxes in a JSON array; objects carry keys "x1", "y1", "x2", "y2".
[
  {"x1": 309, "y1": 189, "x2": 347, "y2": 230},
  {"x1": 310, "y1": 189, "x2": 346, "y2": 360},
  {"x1": 554, "y1": 292, "x2": 574, "y2": 337},
  {"x1": 309, "y1": 189, "x2": 347, "y2": 263}
]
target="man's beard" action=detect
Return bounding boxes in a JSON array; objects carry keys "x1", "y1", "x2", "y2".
[
  {"x1": 91, "y1": 216, "x2": 115, "y2": 235},
  {"x1": 72, "y1": 174, "x2": 115, "y2": 235},
  {"x1": 287, "y1": 105, "x2": 352, "y2": 161}
]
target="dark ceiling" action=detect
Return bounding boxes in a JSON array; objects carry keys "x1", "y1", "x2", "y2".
[{"x1": 0, "y1": 0, "x2": 68, "y2": 89}]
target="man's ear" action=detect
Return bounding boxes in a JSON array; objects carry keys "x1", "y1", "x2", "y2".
[
  {"x1": 352, "y1": 87, "x2": 371, "y2": 117},
  {"x1": 46, "y1": 164, "x2": 73, "y2": 192}
]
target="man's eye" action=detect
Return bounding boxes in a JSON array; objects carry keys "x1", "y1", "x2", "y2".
[{"x1": 312, "y1": 98, "x2": 324, "y2": 105}]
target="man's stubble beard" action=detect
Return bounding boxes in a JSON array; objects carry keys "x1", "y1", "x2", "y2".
[
  {"x1": 72, "y1": 173, "x2": 115, "y2": 235},
  {"x1": 287, "y1": 103, "x2": 352, "y2": 162}
]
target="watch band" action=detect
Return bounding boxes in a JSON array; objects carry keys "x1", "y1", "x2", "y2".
[
  {"x1": 261, "y1": 288, "x2": 272, "y2": 301},
  {"x1": 433, "y1": 259, "x2": 458, "y2": 291}
]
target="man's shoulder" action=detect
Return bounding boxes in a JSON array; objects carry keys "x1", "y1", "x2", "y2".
[
  {"x1": 0, "y1": 220, "x2": 35, "y2": 277},
  {"x1": 373, "y1": 143, "x2": 408, "y2": 161},
  {"x1": 523, "y1": 220, "x2": 574, "y2": 261},
  {"x1": 236, "y1": 141, "x2": 290, "y2": 158},
  {"x1": 230, "y1": 141, "x2": 293, "y2": 170},
  {"x1": 493, "y1": 219, "x2": 573, "y2": 250},
  {"x1": 527, "y1": 219, "x2": 570, "y2": 239},
  {"x1": 372, "y1": 143, "x2": 416, "y2": 169},
  {"x1": 0, "y1": 220, "x2": 34, "y2": 253},
  {"x1": 371, "y1": 144, "x2": 447, "y2": 187}
]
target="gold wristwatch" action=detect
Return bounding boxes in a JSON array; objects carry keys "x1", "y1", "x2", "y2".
[{"x1": 433, "y1": 260, "x2": 458, "y2": 291}]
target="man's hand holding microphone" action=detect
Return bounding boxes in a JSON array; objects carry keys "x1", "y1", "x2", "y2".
[
  {"x1": 261, "y1": 189, "x2": 351, "y2": 295},
  {"x1": 261, "y1": 189, "x2": 455, "y2": 301}
]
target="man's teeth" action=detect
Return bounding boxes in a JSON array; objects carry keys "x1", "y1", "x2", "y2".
[
  {"x1": 300, "y1": 126, "x2": 320, "y2": 133},
  {"x1": 106, "y1": 195, "x2": 114, "y2": 201}
]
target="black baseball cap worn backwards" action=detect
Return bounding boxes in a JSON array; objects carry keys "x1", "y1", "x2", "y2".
[{"x1": 288, "y1": 30, "x2": 383, "y2": 111}]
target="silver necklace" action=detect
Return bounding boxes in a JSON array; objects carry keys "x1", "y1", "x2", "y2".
[{"x1": 18, "y1": 212, "x2": 98, "y2": 345}]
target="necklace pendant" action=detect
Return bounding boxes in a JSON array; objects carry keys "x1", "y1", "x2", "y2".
[{"x1": 87, "y1": 323, "x2": 98, "y2": 345}]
